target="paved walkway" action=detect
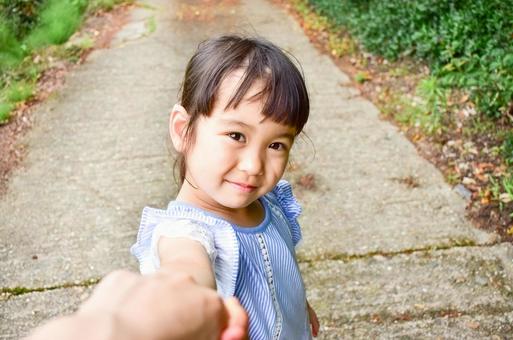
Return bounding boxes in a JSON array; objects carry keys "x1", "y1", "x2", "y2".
[{"x1": 1, "y1": 0, "x2": 513, "y2": 338}]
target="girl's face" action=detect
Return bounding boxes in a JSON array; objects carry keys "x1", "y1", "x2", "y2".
[{"x1": 179, "y1": 70, "x2": 296, "y2": 212}]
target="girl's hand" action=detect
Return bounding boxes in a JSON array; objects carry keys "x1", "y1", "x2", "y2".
[{"x1": 307, "y1": 300, "x2": 320, "y2": 337}]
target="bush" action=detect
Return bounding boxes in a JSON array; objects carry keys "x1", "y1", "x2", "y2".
[
  {"x1": 307, "y1": 0, "x2": 513, "y2": 119},
  {"x1": 0, "y1": 0, "x2": 125, "y2": 124},
  {"x1": 25, "y1": 0, "x2": 88, "y2": 49},
  {"x1": 0, "y1": 0, "x2": 45, "y2": 39},
  {"x1": 0, "y1": 21, "x2": 26, "y2": 71}
]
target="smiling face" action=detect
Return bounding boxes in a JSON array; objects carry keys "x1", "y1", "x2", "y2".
[{"x1": 171, "y1": 70, "x2": 296, "y2": 216}]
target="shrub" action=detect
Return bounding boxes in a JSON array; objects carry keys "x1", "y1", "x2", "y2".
[
  {"x1": 25, "y1": 0, "x2": 88, "y2": 49},
  {"x1": 0, "y1": 22, "x2": 26, "y2": 71},
  {"x1": 307, "y1": 0, "x2": 513, "y2": 119},
  {"x1": 0, "y1": 0, "x2": 45, "y2": 39}
]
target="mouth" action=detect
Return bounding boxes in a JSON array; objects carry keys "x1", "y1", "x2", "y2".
[{"x1": 227, "y1": 180, "x2": 258, "y2": 193}]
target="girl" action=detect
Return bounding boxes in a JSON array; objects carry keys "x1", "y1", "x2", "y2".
[{"x1": 131, "y1": 35, "x2": 319, "y2": 339}]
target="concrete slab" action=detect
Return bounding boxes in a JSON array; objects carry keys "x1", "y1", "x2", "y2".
[
  {"x1": 302, "y1": 243, "x2": 513, "y2": 338},
  {"x1": 0, "y1": 286, "x2": 94, "y2": 340},
  {"x1": 316, "y1": 312, "x2": 513, "y2": 339}
]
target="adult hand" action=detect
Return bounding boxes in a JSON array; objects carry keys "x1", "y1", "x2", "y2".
[{"x1": 26, "y1": 270, "x2": 248, "y2": 340}]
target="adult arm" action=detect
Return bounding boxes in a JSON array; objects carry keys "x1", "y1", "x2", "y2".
[{"x1": 25, "y1": 270, "x2": 247, "y2": 340}]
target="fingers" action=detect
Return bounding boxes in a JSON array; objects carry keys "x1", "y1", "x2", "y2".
[
  {"x1": 221, "y1": 297, "x2": 248, "y2": 340},
  {"x1": 307, "y1": 303, "x2": 320, "y2": 338}
]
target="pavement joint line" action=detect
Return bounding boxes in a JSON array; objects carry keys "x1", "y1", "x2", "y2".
[
  {"x1": 297, "y1": 240, "x2": 506, "y2": 264},
  {"x1": 1, "y1": 278, "x2": 100, "y2": 301}
]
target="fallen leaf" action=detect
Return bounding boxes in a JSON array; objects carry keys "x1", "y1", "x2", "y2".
[
  {"x1": 298, "y1": 173, "x2": 316, "y2": 190},
  {"x1": 499, "y1": 193, "x2": 512, "y2": 203},
  {"x1": 462, "y1": 177, "x2": 476, "y2": 185},
  {"x1": 411, "y1": 133, "x2": 423, "y2": 142},
  {"x1": 466, "y1": 321, "x2": 480, "y2": 330},
  {"x1": 480, "y1": 196, "x2": 490, "y2": 205},
  {"x1": 507, "y1": 226, "x2": 513, "y2": 235}
]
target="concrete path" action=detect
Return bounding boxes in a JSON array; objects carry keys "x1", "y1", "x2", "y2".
[{"x1": 1, "y1": 0, "x2": 512, "y2": 338}]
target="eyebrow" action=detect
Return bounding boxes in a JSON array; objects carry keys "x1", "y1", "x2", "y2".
[
  {"x1": 275, "y1": 131, "x2": 295, "y2": 141},
  {"x1": 219, "y1": 118, "x2": 251, "y2": 128}
]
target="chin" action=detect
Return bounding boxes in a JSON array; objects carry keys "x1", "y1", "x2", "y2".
[{"x1": 219, "y1": 198, "x2": 254, "y2": 210}]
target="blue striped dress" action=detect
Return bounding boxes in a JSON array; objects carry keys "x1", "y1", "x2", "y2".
[{"x1": 131, "y1": 180, "x2": 312, "y2": 340}]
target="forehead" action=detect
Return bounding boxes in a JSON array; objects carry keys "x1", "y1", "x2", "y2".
[
  {"x1": 217, "y1": 69, "x2": 264, "y2": 103},
  {"x1": 211, "y1": 71, "x2": 296, "y2": 136}
]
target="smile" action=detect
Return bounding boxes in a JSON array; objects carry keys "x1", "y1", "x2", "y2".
[{"x1": 227, "y1": 180, "x2": 258, "y2": 193}]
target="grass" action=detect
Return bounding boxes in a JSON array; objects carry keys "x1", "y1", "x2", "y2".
[
  {"x1": 6, "y1": 81, "x2": 35, "y2": 102},
  {"x1": 0, "y1": 102, "x2": 14, "y2": 124},
  {"x1": 145, "y1": 16, "x2": 156, "y2": 34},
  {"x1": 0, "y1": 0, "x2": 131, "y2": 124}
]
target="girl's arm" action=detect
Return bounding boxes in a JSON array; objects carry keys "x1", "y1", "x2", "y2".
[{"x1": 158, "y1": 237, "x2": 216, "y2": 289}]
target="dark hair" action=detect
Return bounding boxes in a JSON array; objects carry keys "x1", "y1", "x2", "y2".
[{"x1": 176, "y1": 35, "x2": 310, "y2": 183}]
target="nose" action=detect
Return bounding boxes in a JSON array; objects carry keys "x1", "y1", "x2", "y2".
[{"x1": 238, "y1": 147, "x2": 264, "y2": 176}]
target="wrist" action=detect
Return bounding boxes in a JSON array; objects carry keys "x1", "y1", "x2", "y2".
[{"x1": 71, "y1": 311, "x2": 141, "y2": 340}]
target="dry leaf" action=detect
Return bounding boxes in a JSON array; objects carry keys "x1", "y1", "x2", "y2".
[{"x1": 466, "y1": 321, "x2": 480, "y2": 330}]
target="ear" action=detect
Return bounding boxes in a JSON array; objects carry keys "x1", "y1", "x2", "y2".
[{"x1": 169, "y1": 104, "x2": 189, "y2": 152}]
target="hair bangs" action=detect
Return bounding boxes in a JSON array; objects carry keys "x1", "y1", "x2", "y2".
[{"x1": 223, "y1": 45, "x2": 309, "y2": 134}]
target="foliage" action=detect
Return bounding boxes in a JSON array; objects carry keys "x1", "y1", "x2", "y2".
[
  {"x1": 0, "y1": 0, "x2": 45, "y2": 39},
  {"x1": 501, "y1": 132, "x2": 513, "y2": 166},
  {"x1": 0, "y1": 0, "x2": 129, "y2": 123},
  {"x1": 307, "y1": 0, "x2": 513, "y2": 119},
  {"x1": 25, "y1": 0, "x2": 88, "y2": 49},
  {"x1": 5, "y1": 80, "x2": 34, "y2": 102},
  {"x1": 0, "y1": 101, "x2": 14, "y2": 123},
  {"x1": 0, "y1": 21, "x2": 26, "y2": 70}
]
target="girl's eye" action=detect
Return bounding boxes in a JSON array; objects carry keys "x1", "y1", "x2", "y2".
[
  {"x1": 269, "y1": 142, "x2": 287, "y2": 151},
  {"x1": 228, "y1": 132, "x2": 245, "y2": 142}
]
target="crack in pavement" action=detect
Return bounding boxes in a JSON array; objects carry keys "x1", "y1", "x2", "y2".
[
  {"x1": 297, "y1": 240, "x2": 506, "y2": 264},
  {"x1": 1, "y1": 278, "x2": 99, "y2": 301},
  {"x1": 0, "y1": 240, "x2": 502, "y2": 300},
  {"x1": 3, "y1": 243, "x2": 507, "y2": 299}
]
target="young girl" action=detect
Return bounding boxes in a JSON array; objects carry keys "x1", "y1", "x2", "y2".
[{"x1": 131, "y1": 35, "x2": 319, "y2": 339}]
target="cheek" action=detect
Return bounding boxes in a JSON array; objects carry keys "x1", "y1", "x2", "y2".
[
  {"x1": 189, "y1": 137, "x2": 235, "y2": 169},
  {"x1": 267, "y1": 154, "x2": 289, "y2": 177}
]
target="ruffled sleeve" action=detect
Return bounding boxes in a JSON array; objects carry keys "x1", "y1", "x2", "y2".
[
  {"x1": 130, "y1": 207, "x2": 216, "y2": 275},
  {"x1": 130, "y1": 204, "x2": 239, "y2": 298},
  {"x1": 271, "y1": 180, "x2": 303, "y2": 247}
]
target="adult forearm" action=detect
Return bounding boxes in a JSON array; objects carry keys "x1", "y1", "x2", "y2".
[{"x1": 25, "y1": 313, "x2": 136, "y2": 340}]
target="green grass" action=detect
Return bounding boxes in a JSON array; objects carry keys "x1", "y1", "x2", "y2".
[
  {"x1": 25, "y1": 0, "x2": 88, "y2": 50},
  {"x1": 6, "y1": 81, "x2": 35, "y2": 103},
  {"x1": 145, "y1": 16, "x2": 156, "y2": 34},
  {"x1": 0, "y1": 0, "x2": 130, "y2": 124},
  {"x1": 0, "y1": 21, "x2": 26, "y2": 72},
  {"x1": 354, "y1": 71, "x2": 369, "y2": 84},
  {"x1": 0, "y1": 102, "x2": 14, "y2": 124}
]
